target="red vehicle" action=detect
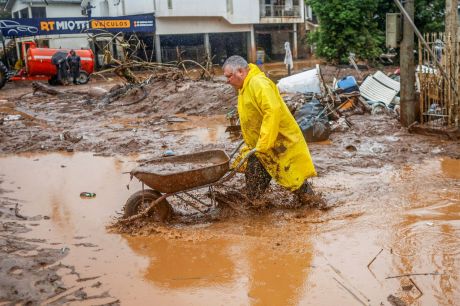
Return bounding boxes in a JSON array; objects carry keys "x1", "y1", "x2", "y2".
[{"x1": 0, "y1": 41, "x2": 94, "y2": 89}]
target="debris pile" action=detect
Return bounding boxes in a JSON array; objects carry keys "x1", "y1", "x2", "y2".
[{"x1": 277, "y1": 64, "x2": 401, "y2": 142}]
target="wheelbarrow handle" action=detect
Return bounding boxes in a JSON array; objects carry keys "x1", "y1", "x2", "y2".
[
  {"x1": 233, "y1": 148, "x2": 256, "y2": 171},
  {"x1": 229, "y1": 140, "x2": 245, "y2": 160},
  {"x1": 219, "y1": 148, "x2": 256, "y2": 184}
]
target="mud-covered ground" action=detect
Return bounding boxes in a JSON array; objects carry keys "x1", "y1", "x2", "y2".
[{"x1": 0, "y1": 66, "x2": 459, "y2": 305}]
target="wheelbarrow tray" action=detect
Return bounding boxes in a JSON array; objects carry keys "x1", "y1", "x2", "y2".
[{"x1": 131, "y1": 150, "x2": 230, "y2": 193}]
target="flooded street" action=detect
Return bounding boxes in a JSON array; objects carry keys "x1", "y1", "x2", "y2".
[
  {"x1": 1, "y1": 148, "x2": 458, "y2": 305},
  {"x1": 1, "y1": 63, "x2": 459, "y2": 305}
]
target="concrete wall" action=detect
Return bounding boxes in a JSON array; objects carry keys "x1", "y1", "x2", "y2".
[
  {"x1": 156, "y1": 17, "x2": 251, "y2": 35},
  {"x1": 124, "y1": 0, "x2": 154, "y2": 15},
  {"x1": 45, "y1": 5, "x2": 84, "y2": 18},
  {"x1": 155, "y1": 0, "x2": 258, "y2": 24},
  {"x1": 88, "y1": 0, "x2": 155, "y2": 17}
]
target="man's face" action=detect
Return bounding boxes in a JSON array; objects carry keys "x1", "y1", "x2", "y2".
[{"x1": 223, "y1": 66, "x2": 247, "y2": 90}]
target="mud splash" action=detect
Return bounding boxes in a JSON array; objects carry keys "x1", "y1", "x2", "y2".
[{"x1": 1, "y1": 152, "x2": 459, "y2": 305}]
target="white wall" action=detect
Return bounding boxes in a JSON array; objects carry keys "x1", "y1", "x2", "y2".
[
  {"x1": 154, "y1": 0, "x2": 258, "y2": 24},
  {"x1": 88, "y1": 0, "x2": 154, "y2": 17},
  {"x1": 124, "y1": 0, "x2": 154, "y2": 15},
  {"x1": 156, "y1": 17, "x2": 250, "y2": 35},
  {"x1": 232, "y1": 0, "x2": 259, "y2": 24},
  {"x1": 45, "y1": 5, "x2": 84, "y2": 18},
  {"x1": 10, "y1": 1, "x2": 28, "y2": 15}
]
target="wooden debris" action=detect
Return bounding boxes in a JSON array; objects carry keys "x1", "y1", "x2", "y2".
[
  {"x1": 32, "y1": 82, "x2": 62, "y2": 95},
  {"x1": 409, "y1": 278, "x2": 423, "y2": 300},
  {"x1": 14, "y1": 203, "x2": 27, "y2": 220},
  {"x1": 333, "y1": 277, "x2": 367, "y2": 306},
  {"x1": 385, "y1": 272, "x2": 441, "y2": 279},
  {"x1": 367, "y1": 248, "x2": 384, "y2": 269},
  {"x1": 387, "y1": 294, "x2": 407, "y2": 306}
]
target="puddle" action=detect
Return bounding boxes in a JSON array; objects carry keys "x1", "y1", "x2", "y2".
[
  {"x1": 0, "y1": 153, "x2": 459, "y2": 305},
  {"x1": 165, "y1": 115, "x2": 230, "y2": 145}
]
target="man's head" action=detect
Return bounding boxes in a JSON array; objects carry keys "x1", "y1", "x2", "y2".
[
  {"x1": 70, "y1": 50, "x2": 75, "y2": 56},
  {"x1": 222, "y1": 55, "x2": 249, "y2": 90}
]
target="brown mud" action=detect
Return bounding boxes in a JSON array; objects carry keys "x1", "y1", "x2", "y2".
[{"x1": 1, "y1": 65, "x2": 459, "y2": 305}]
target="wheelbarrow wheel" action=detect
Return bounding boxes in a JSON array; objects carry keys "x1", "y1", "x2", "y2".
[{"x1": 124, "y1": 189, "x2": 172, "y2": 222}]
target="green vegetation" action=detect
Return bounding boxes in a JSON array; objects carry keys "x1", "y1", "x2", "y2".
[{"x1": 307, "y1": 0, "x2": 445, "y2": 63}]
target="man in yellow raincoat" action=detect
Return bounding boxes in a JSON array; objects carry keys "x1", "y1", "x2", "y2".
[{"x1": 222, "y1": 55, "x2": 317, "y2": 204}]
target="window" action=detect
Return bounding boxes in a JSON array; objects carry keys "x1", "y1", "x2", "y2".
[
  {"x1": 37, "y1": 39, "x2": 50, "y2": 48},
  {"x1": 19, "y1": 8, "x2": 29, "y2": 18},
  {"x1": 13, "y1": 11, "x2": 19, "y2": 19},
  {"x1": 167, "y1": 0, "x2": 172, "y2": 9},
  {"x1": 31, "y1": 7, "x2": 46, "y2": 18}
]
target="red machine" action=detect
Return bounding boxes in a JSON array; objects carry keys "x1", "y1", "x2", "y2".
[{"x1": 9, "y1": 41, "x2": 94, "y2": 85}]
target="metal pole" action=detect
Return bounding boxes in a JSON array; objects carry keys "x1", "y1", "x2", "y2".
[
  {"x1": 155, "y1": 34, "x2": 161, "y2": 63},
  {"x1": 392, "y1": 0, "x2": 451, "y2": 83},
  {"x1": 398, "y1": 0, "x2": 416, "y2": 126},
  {"x1": 293, "y1": 23, "x2": 298, "y2": 59},
  {"x1": 249, "y1": 25, "x2": 256, "y2": 63},
  {"x1": 446, "y1": 0, "x2": 458, "y2": 41},
  {"x1": 445, "y1": 0, "x2": 459, "y2": 127}
]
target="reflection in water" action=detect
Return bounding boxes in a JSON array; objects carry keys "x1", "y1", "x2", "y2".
[
  {"x1": 0, "y1": 153, "x2": 459, "y2": 305},
  {"x1": 124, "y1": 221, "x2": 314, "y2": 306},
  {"x1": 247, "y1": 246, "x2": 313, "y2": 306},
  {"x1": 50, "y1": 194, "x2": 74, "y2": 239},
  {"x1": 390, "y1": 158, "x2": 460, "y2": 305},
  {"x1": 125, "y1": 236, "x2": 235, "y2": 289},
  {"x1": 441, "y1": 157, "x2": 460, "y2": 179}
]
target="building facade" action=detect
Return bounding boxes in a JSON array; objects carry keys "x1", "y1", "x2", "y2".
[
  {"x1": 88, "y1": 0, "x2": 313, "y2": 64},
  {"x1": 3, "y1": 0, "x2": 314, "y2": 66}
]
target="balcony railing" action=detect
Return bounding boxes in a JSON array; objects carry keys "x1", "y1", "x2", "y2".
[{"x1": 260, "y1": 5, "x2": 301, "y2": 18}]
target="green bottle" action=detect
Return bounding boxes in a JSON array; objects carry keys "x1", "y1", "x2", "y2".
[{"x1": 80, "y1": 192, "x2": 96, "y2": 198}]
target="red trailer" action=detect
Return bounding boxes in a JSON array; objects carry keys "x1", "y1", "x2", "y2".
[{"x1": 1, "y1": 41, "x2": 94, "y2": 88}]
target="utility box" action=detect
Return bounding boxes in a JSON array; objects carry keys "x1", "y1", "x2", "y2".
[{"x1": 386, "y1": 13, "x2": 402, "y2": 48}]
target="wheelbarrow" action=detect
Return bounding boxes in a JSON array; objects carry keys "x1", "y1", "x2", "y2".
[{"x1": 122, "y1": 142, "x2": 253, "y2": 223}]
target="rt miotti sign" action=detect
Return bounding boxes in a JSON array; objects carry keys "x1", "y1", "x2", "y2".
[{"x1": 0, "y1": 13, "x2": 154, "y2": 38}]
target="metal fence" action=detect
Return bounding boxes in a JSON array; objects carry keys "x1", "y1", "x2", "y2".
[
  {"x1": 260, "y1": 5, "x2": 301, "y2": 18},
  {"x1": 417, "y1": 32, "x2": 459, "y2": 128},
  {"x1": 161, "y1": 45, "x2": 206, "y2": 63}
]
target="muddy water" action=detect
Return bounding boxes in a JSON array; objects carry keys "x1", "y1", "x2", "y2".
[
  {"x1": 165, "y1": 115, "x2": 230, "y2": 145},
  {"x1": 0, "y1": 153, "x2": 459, "y2": 305}
]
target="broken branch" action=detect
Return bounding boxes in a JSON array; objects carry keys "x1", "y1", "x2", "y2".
[
  {"x1": 385, "y1": 272, "x2": 441, "y2": 279},
  {"x1": 367, "y1": 248, "x2": 384, "y2": 269},
  {"x1": 332, "y1": 277, "x2": 367, "y2": 306},
  {"x1": 409, "y1": 277, "x2": 423, "y2": 300}
]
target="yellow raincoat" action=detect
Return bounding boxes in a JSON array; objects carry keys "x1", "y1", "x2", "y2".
[{"x1": 236, "y1": 64, "x2": 316, "y2": 191}]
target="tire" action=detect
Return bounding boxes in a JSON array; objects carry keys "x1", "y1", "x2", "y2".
[
  {"x1": 77, "y1": 71, "x2": 90, "y2": 84},
  {"x1": 123, "y1": 189, "x2": 172, "y2": 222},
  {"x1": 0, "y1": 61, "x2": 8, "y2": 90}
]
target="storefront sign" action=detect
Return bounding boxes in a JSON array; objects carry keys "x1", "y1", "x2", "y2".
[{"x1": 0, "y1": 13, "x2": 155, "y2": 38}]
